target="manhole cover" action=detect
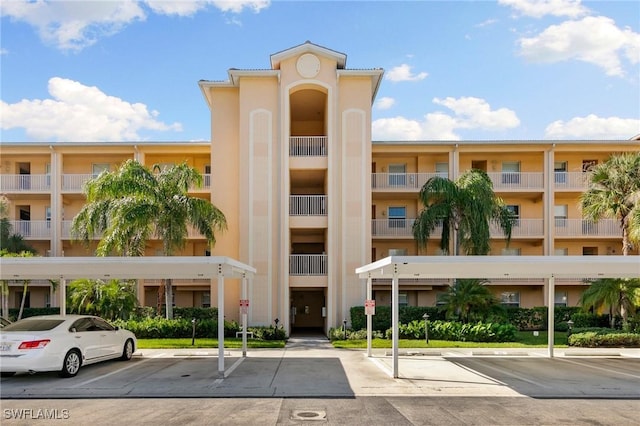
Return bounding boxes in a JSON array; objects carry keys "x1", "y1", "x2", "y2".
[{"x1": 291, "y1": 410, "x2": 327, "y2": 421}]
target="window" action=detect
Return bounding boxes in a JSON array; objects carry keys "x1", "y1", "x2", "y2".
[
  {"x1": 398, "y1": 292, "x2": 408, "y2": 307},
  {"x1": 92, "y1": 318, "x2": 115, "y2": 331},
  {"x1": 554, "y1": 161, "x2": 567, "y2": 184},
  {"x1": 583, "y1": 247, "x2": 598, "y2": 256},
  {"x1": 45, "y1": 162, "x2": 51, "y2": 187},
  {"x1": 582, "y1": 160, "x2": 598, "y2": 172},
  {"x1": 70, "y1": 318, "x2": 93, "y2": 332},
  {"x1": 204, "y1": 165, "x2": 211, "y2": 187},
  {"x1": 501, "y1": 248, "x2": 521, "y2": 256},
  {"x1": 45, "y1": 292, "x2": 50, "y2": 308},
  {"x1": 388, "y1": 206, "x2": 406, "y2": 228},
  {"x1": 45, "y1": 206, "x2": 51, "y2": 228},
  {"x1": 435, "y1": 292, "x2": 447, "y2": 306},
  {"x1": 388, "y1": 164, "x2": 406, "y2": 186},
  {"x1": 92, "y1": 163, "x2": 109, "y2": 177},
  {"x1": 501, "y1": 161, "x2": 521, "y2": 184},
  {"x1": 202, "y1": 291, "x2": 211, "y2": 308},
  {"x1": 501, "y1": 292, "x2": 520, "y2": 307},
  {"x1": 506, "y1": 205, "x2": 520, "y2": 226},
  {"x1": 555, "y1": 291, "x2": 568, "y2": 307},
  {"x1": 554, "y1": 248, "x2": 568, "y2": 256},
  {"x1": 389, "y1": 248, "x2": 408, "y2": 256},
  {"x1": 435, "y1": 162, "x2": 448, "y2": 178},
  {"x1": 554, "y1": 205, "x2": 568, "y2": 227}
]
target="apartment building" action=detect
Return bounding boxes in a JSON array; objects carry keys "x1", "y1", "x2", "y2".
[{"x1": 1, "y1": 42, "x2": 638, "y2": 333}]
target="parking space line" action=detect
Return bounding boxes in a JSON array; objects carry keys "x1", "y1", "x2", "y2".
[
  {"x1": 558, "y1": 358, "x2": 640, "y2": 379},
  {"x1": 459, "y1": 358, "x2": 551, "y2": 388},
  {"x1": 71, "y1": 352, "x2": 166, "y2": 388}
]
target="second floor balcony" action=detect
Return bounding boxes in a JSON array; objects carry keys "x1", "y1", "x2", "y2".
[
  {"x1": 490, "y1": 219, "x2": 544, "y2": 238},
  {"x1": 289, "y1": 254, "x2": 327, "y2": 276},
  {"x1": 1, "y1": 175, "x2": 50, "y2": 192},
  {"x1": 372, "y1": 173, "x2": 447, "y2": 191},
  {"x1": 290, "y1": 195, "x2": 327, "y2": 216},
  {"x1": 289, "y1": 136, "x2": 327, "y2": 157},
  {"x1": 555, "y1": 219, "x2": 619, "y2": 238}
]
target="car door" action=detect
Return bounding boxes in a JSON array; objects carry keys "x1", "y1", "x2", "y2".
[
  {"x1": 91, "y1": 317, "x2": 120, "y2": 358},
  {"x1": 69, "y1": 317, "x2": 101, "y2": 361}
]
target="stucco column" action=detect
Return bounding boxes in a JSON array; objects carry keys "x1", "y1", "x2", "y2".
[
  {"x1": 391, "y1": 269, "x2": 399, "y2": 378},
  {"x1": 217, "y1": 268, "x2": 225, "y2": 377},
  {"x1": 547, "y1": 276, "x2": 555, "y2": 358},
  {"x1": 366, "y1": 276, "x2": 372, "y2": 357}
]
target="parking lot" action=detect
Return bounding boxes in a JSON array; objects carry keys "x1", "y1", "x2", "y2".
[{"x1": 1, "y1": 340, "x2": 639, "y2": 425}]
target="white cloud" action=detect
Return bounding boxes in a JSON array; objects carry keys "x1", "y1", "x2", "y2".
[
  {"x1": 517, "y1": 16, "x2": 640, "y2": 76},
  {"x1": 372, "y1": 97, "x2": 520, "y2": 140},
  {"x1": 145, "y1": 0, "x2": 269, "y2": 16},
  {"x1": 0, "y1": 0, "x2": 271, "y2": 51},
  {"x1": 1, "y1": 77, "x2": 182, "y2": 141},
  {"x1": 544, "y1": 114, "x2": 640, "y2": 139},
  {"x1": 385, "y1": 64, "x2": 428, "y2": 82},
  {"x1": 0, "y1": 48, "x2": 8, "y2": 55},
  {"x1": 499, "y1": 0, "x2": 589, "y2": 18},
  {"x1": 375, "y1": 97, "x2": 395, "y2": 110}
]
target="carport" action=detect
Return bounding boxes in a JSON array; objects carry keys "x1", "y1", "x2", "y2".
[
  {"x1": 356, "y1": 255, "x2": 640, "y2": 378},
  {"x1": 0, "y1": 256, "x2": 256, "y2": 377}
]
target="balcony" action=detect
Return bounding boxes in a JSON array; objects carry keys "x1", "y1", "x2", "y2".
[
  {"x1": 62, "y1": 174, "x2": 211, "y2": 192},
  {"x1": 372, "y1": 219, "x2": 445, "y2": 238},
  {"x1": 289, "y1": 136, "x2": 327, "y2": 157},
  {"x1": 61, "y1": 221, "x2": 205, "y2": 240},
  {"x1": 8, "y1": 220, "x2": 51, "y2": 239},
  {"x1": 487, "y1": 172, "x2": 544, "y2": 191},
  {"x1": 289, "y1": 254, "x2": 327, "y2": 276},
  {"x1": 290, "y1": 195, "x2": 327, "y2": 216},
  {"x1": 553, "y1": 172, "x2": 587, "y2": 190},
  {"x1": 372, "y1": 173, "x2": 447, "y2": 191},
  {"x1": 0, "y1": 175, "x2": 50, "y2": 192},
  {"x1": 554, "y1": 219, "x2": 619, "y2": 238},
  {"x1": 490, "y1": 219, "x2": 544, "y2": 238}
]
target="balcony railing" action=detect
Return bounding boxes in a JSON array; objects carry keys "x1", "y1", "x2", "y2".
[
  {"x1": 555, "y1": 219, "x2": 619, "y2": 237},
  {"x1": 9, "y1": 220, "x2": 51, "y2": 239},
  {"x1": 0, "y1": 175, "x2": 50, "y2": 192},
  {"x1": 289, "y1": 254, "x2": 327, "y2": 276},
  {"x1": 372, "y1": 219, "x2": 444, "y2": 238},
  {"x1": 553, "y1": 172, "x2": 587, "y2": 190},
  {"x1": 371, "y1": 173, "x2": 448, "y2": 190},
  {"x1": 290, "y1": 195, "x2": 327, "y2": 216},
  {"x1": 61, "y1": 221, "x2": 205, "y2": 240},
  {"x1": 490, "y1": 219, "x2": 544, "y2": 238},
  {"x1": 289, "y1": 136, "x2": 327, "y2": 157},
  {"x1": 487, "y1": 172, "x2": 544, "y2": 190},
  {"x1": 62, "y1": 173, "x2": 211, "y2": 192}
]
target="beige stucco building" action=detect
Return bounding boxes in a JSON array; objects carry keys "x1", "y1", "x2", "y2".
[{"x1": 1, "y1": 42, "x2": 638, "y2": 334}]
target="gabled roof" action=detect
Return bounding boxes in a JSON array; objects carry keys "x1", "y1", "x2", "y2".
[{"x1": 270, "y1": 40, "x2": 347, "y2": 70}]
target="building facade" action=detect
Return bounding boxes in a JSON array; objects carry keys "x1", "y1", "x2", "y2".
[{"x1": 1, "y1": 42, "x2": 638, "y2": 334}]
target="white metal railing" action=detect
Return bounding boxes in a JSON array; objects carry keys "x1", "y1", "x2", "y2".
[
  {"x1": 555, "y1": 219, "x2": 619, "y2": 237},
  {"x1": 61, "y1": 221, "x2": 204, "y2": 240},
  {"x1": 289, "y1": 136, "x2": 327, "y2": 157},
  {"x1": 371, "y1": 172, "x2": 448, "y2": 190},
  {"x1": 62, "y1": 174, "x2": 93, "y2": 191},
  {"x1": 290, "y1": 195, "x2": 327, "y2": 216},
  {"x1": 372, "y1": 219, "x2": 443, "y2": 238},
  {"x1": 490, "y1": 219, "x2": 544, "y2": 238},
  {"x1": 289, "y1": 254, "x2": 327, "y2": 276},
  {"x1": 554, "y1": 172, "x2": 588, "y2": 190},
  {"x1": 487, "y1": 172, "x2": 544, "y2": 190},
  {"x1": 0, "y1": 174, "x2": 50, "y2": 192},
  {"x1": 9, "y1": 220, "x2": 51, "y2": 239}
]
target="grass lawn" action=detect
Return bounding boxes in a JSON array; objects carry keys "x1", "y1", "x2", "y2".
[
  {"x1": 332, "y1": 331, "x2": 568, "y2": 349},
  {"x1": 137, "y1": 331, "x2": 568, "y2": 349}
]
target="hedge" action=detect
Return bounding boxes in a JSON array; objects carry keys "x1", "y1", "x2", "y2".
[{"x1": 569, "y1": 331, "x2": 640, "y2": 347}]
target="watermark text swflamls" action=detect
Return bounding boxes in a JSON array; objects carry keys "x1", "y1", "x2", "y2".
[{"x1": 4, "y1": 408, "x2": 70, "y2": 420}]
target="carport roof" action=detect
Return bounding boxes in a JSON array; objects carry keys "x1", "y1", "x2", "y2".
[
  {"x1": 356, "y1": 255, "x2": 640, "y2": 279},
  {"x1": 0, "y1": 256, "x2": 256, "y2": 280}
]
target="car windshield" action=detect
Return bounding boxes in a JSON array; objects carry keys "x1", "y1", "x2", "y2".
[{"x1": 2, "y1": 319, "x2": 65, "y2": 332}]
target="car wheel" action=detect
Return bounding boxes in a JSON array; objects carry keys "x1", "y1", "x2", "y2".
[
  {"x1": 121, "y1": 339, "x2": 134, "y2": 361},
  {"x1": 60, "y1": 350, "x2": 81, "y2": 378},
  {"x1": 1, "y1": 372, "x2": 15, "y2": 378}
]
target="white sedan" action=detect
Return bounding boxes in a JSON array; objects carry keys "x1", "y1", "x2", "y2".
[{"x1": 0, "y1": 315, "x2": 136, "y2": 378}]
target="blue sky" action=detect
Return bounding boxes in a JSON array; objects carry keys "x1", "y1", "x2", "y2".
[{"x1": 1, "y1": 0, "x2": 639, "y2": 143}]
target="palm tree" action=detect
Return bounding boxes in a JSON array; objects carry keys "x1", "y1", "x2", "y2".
[
  {"x1": 439, "y1": 279, "x2": 498, "y2": 323},
  {"x1": 71, "y1": 159, "x2": 227, "y2": 319},
  {"x1": 579, "y1": 278, "x2": 640, "y2": 330},
  {"x1": 580, "y1": 152, "x2": 640, "y2": 256},
  {"x1": 413, "y1": 169, "x2": 515, "y2": 255},
  {"x1": 67, "y1": 278, "x2": 138, "y2": 321}
]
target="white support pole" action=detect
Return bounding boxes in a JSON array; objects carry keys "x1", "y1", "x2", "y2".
[
  {"x1": 547, "y1": 276, "x2": 555, "y2": 358},
  {"x1": 392, "y1": 270, "x2": 399, "y2": 379},
  {"x1": 366, "y1": 276, "x2": 372, "y2": 358},
  {"x1": 59, "y1": 277, "x2": 66, "y2": 316},
  {"x1": 217, "y1": 268, "x2": 225, "y2": 377},
  {"x1": 242, "y1": 274, "x2": 248, "y2": 358}
]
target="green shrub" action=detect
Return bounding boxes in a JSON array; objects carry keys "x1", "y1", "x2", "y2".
[
  {"x1": 350, "y1": 305, "x2": 443, "y2": 332},
  {"x1": 328, "y1": 327, "x2": 383, "y2": 341},
  {"x1": 112, "y1": 317, "x2": 239, "y2": 339},
  {"x1": 569, "y1": 331, "x2": 640, "y2": 347},
  {"x1": 8, "y1": 307, "x2": 60, "y2": 321},
  {"x1": 384, "y1": 320, "x2": 517, "y2": 342},
  {"x1": 173, "y1": 307, "x2": 218, "y2": 320},
  {"x1": 248, "y1": 326, "x2": 287, "y2": 340}
]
